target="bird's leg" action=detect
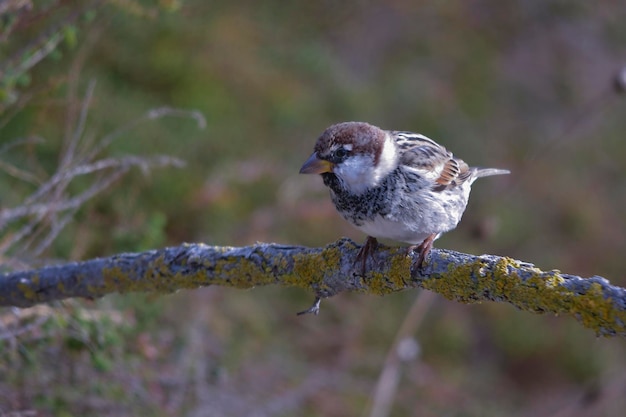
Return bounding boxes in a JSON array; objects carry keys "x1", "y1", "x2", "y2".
[
  {"x1": 409, "y1": 233, "x2": 437, "y2": 270},
  {"x1": 297, "y1": 297, "x2": 321, "y2": 316},
  {"x1": 354, "y1": 236, "x2": 379, "y2": 276}
]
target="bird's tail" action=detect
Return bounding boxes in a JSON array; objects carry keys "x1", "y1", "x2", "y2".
[{"x1": 473, "y1": 168, "x2": 511, "y2": 178}]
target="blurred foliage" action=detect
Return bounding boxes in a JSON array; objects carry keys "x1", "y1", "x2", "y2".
[{"x1": 2, "y1": 0, "x2": 626, "y2": 415}]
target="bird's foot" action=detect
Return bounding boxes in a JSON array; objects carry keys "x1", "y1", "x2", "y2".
[
  {"x1": 354, "y1": 236, "x2": 379, "y2": 276},
  {"x1": 408, "y1": 233, "x2": 436, "y2": 273},
  {"x1": 297, "y1": 297, "x2": 321, "y2": 316}
]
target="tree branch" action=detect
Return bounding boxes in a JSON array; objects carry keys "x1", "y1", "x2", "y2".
[{"x1": 1, "y1": 238, "x2": 624, "y2": 336}]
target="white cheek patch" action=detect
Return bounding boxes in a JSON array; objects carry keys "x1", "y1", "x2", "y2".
[
  {"x1": 334, "y1": 154, "x2": 377, "y2": 195},
  {"x1": 333, "y1": 135, "x2": 398, "y2": 194},
  {"x1": 372, "y1": 134, "x2": 398, "y2": 183},
  {"x1": 332, "y1": 135, "x2": 398, "y2": 195}
]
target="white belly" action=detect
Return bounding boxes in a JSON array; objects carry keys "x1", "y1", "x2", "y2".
[{"x1": 355, "y1": 216, "x2": 433, "y2": 245}]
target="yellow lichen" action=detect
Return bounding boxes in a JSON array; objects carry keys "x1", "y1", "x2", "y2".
[
  {"x1": 365, "y1": 271, "x2": 389, "y2": 295},
  {"x1": 567, "y1": 282, "x2": 621, "y2": 335},
  {"x1": 102, "y1": 266, "x2": 133, "y2": 294},
  {"x1": 419, "y1": 256, "x2": 626, "y2": 336},
  {"x1": 388, "y1": 250, "x2": 412, "y2": 289},
  {"x1": 421, "y1": 258, "x2": 485, "y2": 303},
  {"x1": 364, "y1": 249, "x2": 413, "y2": 296},
  {"x1": 291, "y1": 251, "x2": 331, "y2": 288},
  {"x1": 17, "y1": 281, "x2": 37, "y2": 301}
]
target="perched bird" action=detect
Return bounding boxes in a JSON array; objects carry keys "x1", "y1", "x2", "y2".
[{"x1": 300, "y1": 121, "x2": 509, "y2": 273}]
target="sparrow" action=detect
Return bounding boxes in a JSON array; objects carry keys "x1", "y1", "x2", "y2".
[{"x1": 299, "y1": 121, "x2": 509, "y2": 275}]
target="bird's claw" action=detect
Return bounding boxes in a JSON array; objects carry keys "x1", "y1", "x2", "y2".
[
  {"x1": 409, "y1": 233, "x2": 436, "y2": 274},
  {"x1": 354, "y1": 236, "x2": 379, "y2": 276}
]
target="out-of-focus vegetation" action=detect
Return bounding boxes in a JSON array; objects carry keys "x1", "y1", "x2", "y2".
[{"x1": 1, "y1": 0, "x2": 626, "y2": 415}]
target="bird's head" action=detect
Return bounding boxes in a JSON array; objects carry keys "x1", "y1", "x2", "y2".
[{"x1": 299, "y1": 122, "x2": 398, "y2": 194}]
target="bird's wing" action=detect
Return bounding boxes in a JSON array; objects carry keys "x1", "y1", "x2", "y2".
[{"x1": 393, "y1": 131, "x2": 471, "y2": 191}]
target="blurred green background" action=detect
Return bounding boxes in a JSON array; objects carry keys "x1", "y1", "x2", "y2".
[{"x1": 1, "y1": 1, "x2": 626, "y2": 415}]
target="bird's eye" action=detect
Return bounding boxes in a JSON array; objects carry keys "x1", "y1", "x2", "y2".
[{"x1": 335, "y1": 148, "x2": 348, "y2": 159}]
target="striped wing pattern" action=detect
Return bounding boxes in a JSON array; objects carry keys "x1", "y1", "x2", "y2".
[{"x1": 392, "y1": 131, "x2": 471, "y2": 191}]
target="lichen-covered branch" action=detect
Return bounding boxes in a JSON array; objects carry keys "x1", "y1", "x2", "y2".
[{"x1": 1, "y1": 238, "x2": 624, "y2": 336}]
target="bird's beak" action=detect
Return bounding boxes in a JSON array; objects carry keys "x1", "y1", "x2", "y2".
[{"x1": 299, "y1": 153, "x2": 334, "y2": 174}]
